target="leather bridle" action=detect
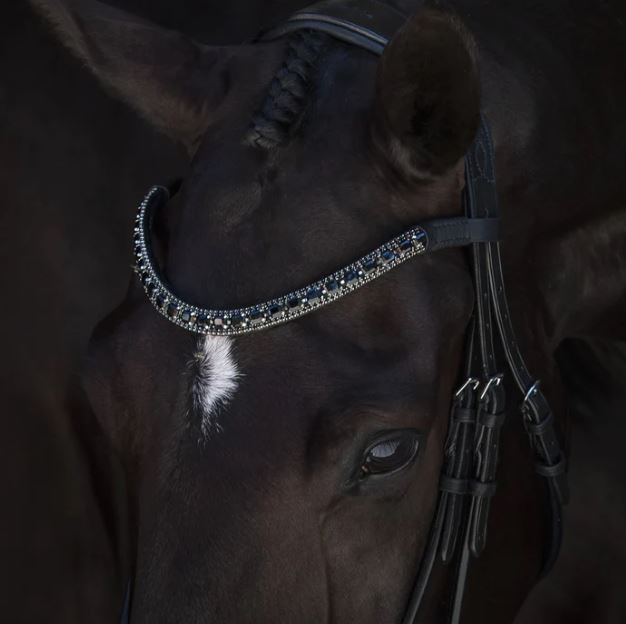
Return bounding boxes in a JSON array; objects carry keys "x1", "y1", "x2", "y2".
[
  {"x1": 260, "y1": 5, "x2": 568, "y2": 622},
  {"x1": 120, "y1": 1, "x2": 568, "y2": 622}
]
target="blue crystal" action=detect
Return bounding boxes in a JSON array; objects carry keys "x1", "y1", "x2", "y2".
[
  {"x1": 362, "y1": 258, "x2": 378, "y2": 273},
  {"x1": 197, "y1": 314, "x2": 209, "y2": 328},
  {"x1": 268, "y1": 304, "x2": 285, "y2": 318},
  {"x1": 181, "y1": 310, "x2": 192, "y2": 323},
  {"x1": 381, "y1": 249, "x2": 395, "y2": 264},
  {"x1": 306, "y1": 288, "x2": 322, "y2": 304},
  {"x1": 166, "y1": 303, "x2": 178, "y2": 318},
  {"x1": 344, "y1": 270, "x2": 358, "y2": 284},
  {"x1": 155, "y1": 294, "x2": 166, "y2": 308},
  {"x1": 325, "y1": 279, "x2": 339, "y2": 292},
  {"x1": 249, "y1": 309, "x2": 264, "y2": 326},
  {"x1": 399, "y1": 239, "x2": 413, "y2": 253},
  {"x1": 231, "y1": 314, "x2": 244, "y2": 327},
  {"x1": 288, "y1": 297, "x2": 301, "y2": 310}
]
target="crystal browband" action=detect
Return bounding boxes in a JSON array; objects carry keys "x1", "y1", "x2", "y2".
[{"x1": 132, "y1": 186, "x2": 500, "y2": 336}]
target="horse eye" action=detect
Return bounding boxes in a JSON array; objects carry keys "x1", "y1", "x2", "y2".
[{"x1": 360, "y1": 431, "x2": 420, "y2": 478}]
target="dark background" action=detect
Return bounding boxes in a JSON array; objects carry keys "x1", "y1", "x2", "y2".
[{"x1": 1, "y1": 2, "x2": 625, "y2": 622}]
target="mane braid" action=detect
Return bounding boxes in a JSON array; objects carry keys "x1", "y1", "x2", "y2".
[{"x1": 245, "y1": 31, "x2": 330, "y2": 149}]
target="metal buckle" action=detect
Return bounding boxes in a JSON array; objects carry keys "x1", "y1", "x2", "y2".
[
  {"x1": 523, "y1": 379, "x2": 541, "y2": 405},
  {"x1": 479, "y1": 374, "x2": 504, "y2": 402},
  {"x1": 454, "y1": 377, "x2": 480, "y2": 399}
]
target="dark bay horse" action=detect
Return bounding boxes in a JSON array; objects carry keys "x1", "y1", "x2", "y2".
[{"x1": 29, "y1": 0, "x2": 626, "y2": 622}]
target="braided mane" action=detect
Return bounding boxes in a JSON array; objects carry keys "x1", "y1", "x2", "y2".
[{"x1": 245, "y1": 31, "x2": 330, "y2": 149}]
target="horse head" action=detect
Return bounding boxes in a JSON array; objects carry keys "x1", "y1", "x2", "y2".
[{"x1": 33, "y1": 1, "x2": 560, "y2": 622}]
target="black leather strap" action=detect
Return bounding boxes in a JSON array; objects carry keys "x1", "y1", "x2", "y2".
[
  {"x1": 411, "y1": 117, "x2": 567, "y2": 624},
  {"x1": 465, "y1": 118, "x2": 567, "y2": 571},
  {"x1": 260, "y1": 0, "x2": 406, "y2": 54},
  {"x1": 464, "y1": 119, "x2": 508, "y2": 563},
  {"x1": 488, "y1": 253, "x2": 569, "y2": 506},
  {"x1": 440, "y1": 476, "x2": 471, "y2": 496},
  {"x1": 423, "y1": 217, "x2": 500, "y2": 251},
  {"x1": 437, "y1": 325, "x2": 479, "y2": 570},
  {"x1": 442, "y1": 121, "x2": 508, "y2": 624}
]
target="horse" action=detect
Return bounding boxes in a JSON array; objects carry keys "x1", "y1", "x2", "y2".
[{"x1": 30, "y1": 0, "x2": 626, "y2": 622}]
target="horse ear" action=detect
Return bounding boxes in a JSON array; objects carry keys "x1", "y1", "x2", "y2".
[
  {"x1": 372, "y1": 9, "x2": 481, "y2": 180},
  {"x1": 30, "y1": 0, "x2": 239, "y2": 150}
]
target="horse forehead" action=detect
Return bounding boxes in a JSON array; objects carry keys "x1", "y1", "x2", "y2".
[{"x1": 236, "y1": 267, "x2": 470, "y2": 389}]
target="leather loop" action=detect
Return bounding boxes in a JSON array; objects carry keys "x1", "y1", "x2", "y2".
[
  {"x1": 524, "y1": 410, "x2": 553, "y2": 436},
  {"x1": 469, "y1": 480, "x2": 497, "y2": 498},
  {"x1": 476, "y1": 409, "x2": 506, "y2": 429},
  {"x1": 453, "y1": 406, "x2": 475, "y2": 424},
  {"x1": 440, "y1": 476, "x2": 469, "y2": 496},
  {"x1": 536, "y1": 457, "x2": 567, "y2": 478}
]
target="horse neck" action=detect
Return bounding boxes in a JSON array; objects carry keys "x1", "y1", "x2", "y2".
[
  {"x1": 473, "y1": 9, "x2": 626, "y2": 349},
  {"x1": 488, "y1": 120, "x2": 626, "y2": 351}
]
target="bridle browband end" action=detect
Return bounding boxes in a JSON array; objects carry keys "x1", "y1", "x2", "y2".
[{"x1": 425, "y1": 216, "x2": 500, "y2": 251}]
